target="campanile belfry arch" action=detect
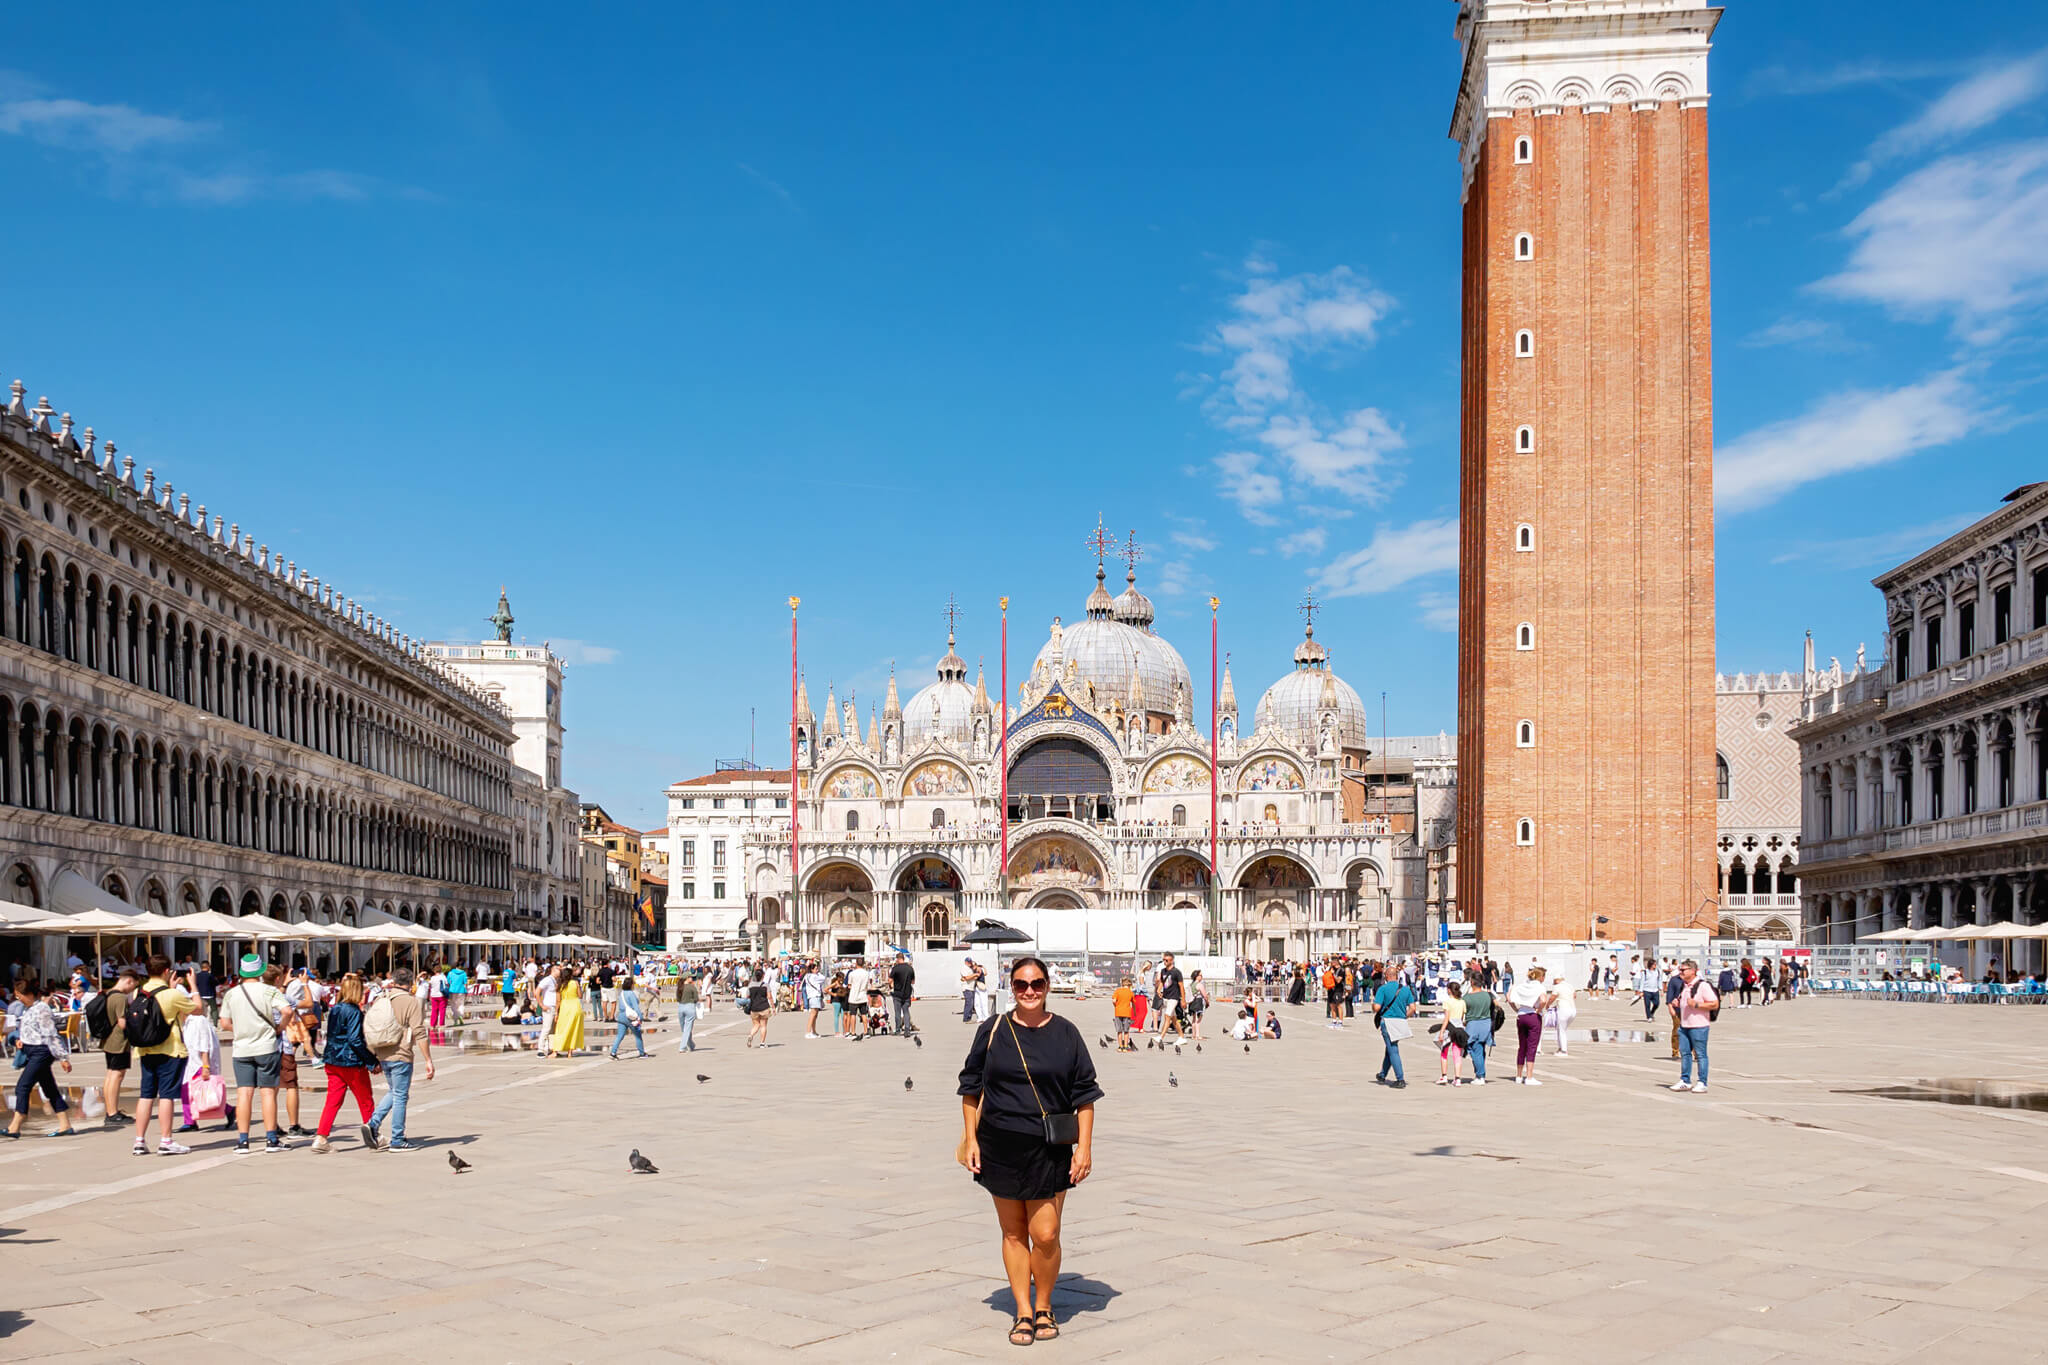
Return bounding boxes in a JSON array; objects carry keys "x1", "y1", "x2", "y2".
[{"x1": 1450, "y1": 1, "x2": 1722, "y2": 940}]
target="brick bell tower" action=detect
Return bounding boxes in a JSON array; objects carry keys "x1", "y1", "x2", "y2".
[{"x1": 1450, "y1": 0, "x2": 1721, "y2": 942}]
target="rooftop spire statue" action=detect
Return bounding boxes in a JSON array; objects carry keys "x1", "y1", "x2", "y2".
[{"x1": 489, "y1": 586, "x2": 515, "y2": 643}]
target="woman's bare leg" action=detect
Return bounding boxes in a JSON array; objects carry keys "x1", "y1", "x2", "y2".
[
  {"x1": 993, "y1": 1197, "x2": 1033, "y2": 1323},
  {"x1": 1026, "y1": 1196, "x2": 1063, "y2": 1315}
]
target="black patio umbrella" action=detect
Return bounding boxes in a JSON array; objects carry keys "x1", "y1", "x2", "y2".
[{"x1": 962, "y1": 919, "x2": 1034, "y2": 946}]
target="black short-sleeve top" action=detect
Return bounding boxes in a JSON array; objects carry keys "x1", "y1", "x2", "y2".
[{"x1": 957, "y1": 1012, "x2": 1104, "y2": 1137}]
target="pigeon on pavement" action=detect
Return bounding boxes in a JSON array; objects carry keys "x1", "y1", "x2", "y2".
[
  {"x1": 448, "y1": 1152, "x2": 471, "y2": 1173},
  {"x1": 695, "y1": 1074, "x2": 711, "y2": 1084},
  {"x1": 1168, "y1": 1073, "x2": 1178, "y2": 1088},
  {"x1": 904, "y1": 1077, "x2": 914, "y2": 1091},
  {"x1": 1244, "y1": 1043, "x2": 1251, "y2": 1053},
  {"x1": 629, "y1": 1149, "x2": 659, "y2": 1174},
  {"x1": 1196, "y1": 1043, "x2": 1203, "y2": 1053},
  {"x1": 913, "y1": 1035, "x2": 924, "y2": 1049}
]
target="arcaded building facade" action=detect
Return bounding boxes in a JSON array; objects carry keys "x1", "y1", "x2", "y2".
[
  {"x1": 1795, "y1": 484, "x2": 2048, "y2": 966},
  {"x1": 0, "y1": 379, "x2": 528, "y2": 975},
  {"x1": 1452, "y1": 0, "x2": 1721, "y2": 941}
]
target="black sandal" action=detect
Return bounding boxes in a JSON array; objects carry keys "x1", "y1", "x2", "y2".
[
  {"x1": 1033, "y1": 1310, "x2": 1059, "y2": 1340},
  {"x1": 1008, "y1": 1316, "x2": 1036, "y2": 1346}
]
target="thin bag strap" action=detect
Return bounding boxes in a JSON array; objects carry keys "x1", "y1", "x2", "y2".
[{"x1": 1004, "y1": 1013, "x2": 1048, "y2": 1121}]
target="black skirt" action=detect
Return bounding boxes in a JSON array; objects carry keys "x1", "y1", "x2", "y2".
[{"x1": 973, "y1": 1122, "x2": 1073, "y2": 1201}]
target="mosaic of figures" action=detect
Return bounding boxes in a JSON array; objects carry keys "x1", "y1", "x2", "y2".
[
  {"x1": 824, "y1": 767, "x2": 879, "y2": 800},
  {"x1": 897, "y1": 856, "x2": 963, "y2": 892},
  {"x1": 1240, "y1": 854, "x2": 1314, "y2": 889},
  {"x1": 1143, "y1": 755, "x2": 1210, "y2": 794},
  {"x1": 1007, "y1": 835, "x2": 1104, "y2": 889},
  {"x1": 1149, "y1": 853, "x2": 1212, "y2": 890},
  {"x1": 1239, "y1": 757, "x2": 1303, "y2": 792},
  {"x1": 905, "y1": 761, "x2": 972, "y2": 796}
]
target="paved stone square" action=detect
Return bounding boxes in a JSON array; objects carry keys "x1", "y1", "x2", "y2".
[{"x1": 5, "y1": 993, "x2": 2048, "y2": 1362}]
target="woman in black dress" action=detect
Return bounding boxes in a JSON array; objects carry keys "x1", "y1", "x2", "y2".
[{"x1": 958, "y1": 956, "x2": 1101, "y2": 1346}]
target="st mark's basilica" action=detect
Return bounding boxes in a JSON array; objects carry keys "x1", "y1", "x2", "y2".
[{"x1": 740, "y1": 540, "x2": 1448, "y2": 967}]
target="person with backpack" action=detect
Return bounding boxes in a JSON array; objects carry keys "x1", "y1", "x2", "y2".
[
  {"x1": 313, "y1": 972, "x2": 377, "y2": 1154},
  {"x1": 129, "y1": 954, "x2": 198, "y2": 1156},
  {"x1": 366, "y1": 966, "x2": 432, "y2": 1150},
  {"x1": 88, "y1": 966, "x2": 136, "y2": 1127},
  {"x1": 1462, "y1": 978, "x2": 1497, "y2": 1084},
  {"x1": 1670, "y1": 960, "x2": 1719, "y2": 1094},
  {"x1": 221, "y1": 954, "x2": 290, "y2": 1154}
]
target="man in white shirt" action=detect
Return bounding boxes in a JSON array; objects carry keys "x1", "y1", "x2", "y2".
[
  {"x1": 1548, "y1": 972, "x2": 1577, "y2": 1056},
  {"x1": 845, "y1": 963, "x2": 871, "y2": 1040},
  {"x1": 1633, "y1": 958, "x2": 1662, "y2": 1022}
]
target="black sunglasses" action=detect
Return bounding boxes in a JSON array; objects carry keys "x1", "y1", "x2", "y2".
[{"x1": 1012, "y1": 977, "x2": 1049, "y2": 991}]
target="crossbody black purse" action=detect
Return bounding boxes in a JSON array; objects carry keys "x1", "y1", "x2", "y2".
[{"x1": 1006, "y1": 1013, "x2": 1081, "y2": 1146}]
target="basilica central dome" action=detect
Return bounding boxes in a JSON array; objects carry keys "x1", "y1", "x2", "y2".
[{"x1": 1033, "y1": 562, "x2": 1192, "y2": 717}]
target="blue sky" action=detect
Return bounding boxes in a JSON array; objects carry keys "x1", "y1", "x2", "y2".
[{"x1": 3, "y1": 3, "x2": 2046, "y2": 827}]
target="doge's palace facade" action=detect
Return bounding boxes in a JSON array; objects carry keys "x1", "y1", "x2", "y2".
[{"x1": 0, "y1": 377, "x2": 525, "y2": 977}]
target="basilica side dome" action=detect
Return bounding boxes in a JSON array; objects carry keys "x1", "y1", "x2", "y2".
[
  {"x1": 1254, "y1": 620, "x2": 1370, "y2": 749},
  {"x1": 905, "y1": 631, "x2": 982, "y2": 745}
]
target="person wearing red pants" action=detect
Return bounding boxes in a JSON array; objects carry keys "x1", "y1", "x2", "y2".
[{"x1": 312, "y1": 973, "x2": 378, "y2": 1154}]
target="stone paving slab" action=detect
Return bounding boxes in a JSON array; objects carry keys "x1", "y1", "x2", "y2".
[{"x1": 4, "y1": 998, "x2": 2048, "y2": 1360}]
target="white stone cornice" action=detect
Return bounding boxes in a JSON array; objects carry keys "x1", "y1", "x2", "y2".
[{"x1": 1448, "y1": 1, "x2": 1722, "y2": 196}]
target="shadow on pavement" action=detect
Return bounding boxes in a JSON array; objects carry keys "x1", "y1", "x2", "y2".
[
  {"x1": 0, "y1": 1309, "x2": 28, "y2": 1339},
  {"x1": 981, "y1": 1273, "x2": 1120, "y2": 1323}
]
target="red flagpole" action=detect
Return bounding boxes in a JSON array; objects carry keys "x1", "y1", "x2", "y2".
[
  {"x1": 1209, "y1": 596, "x2": 1219, "y2": 954},
  {"x1": 788, "y1": 596, "x2": 800, "y2": 951},
  {"x1": 999, "y1": 597, "x2": 1010, "y2": 904}
]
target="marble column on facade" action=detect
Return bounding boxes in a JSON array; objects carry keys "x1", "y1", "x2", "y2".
[
  {"x1": 1880, "y1": 747, "x2": 1901, "y2": 829},
  {"x1": 1908, "y1": 734, "x2": 1930, "y2": 825},
  {"x1": 2021, "y1": 702, "x2": 2045, "y2": 807},
  {"x1": 1939, "y1": 881, "x2": 1960, "y2": 930},
  {"x1": 1974, "y1": 715, "x2": 2001, "y2": 813},
  {"x1": 1908, "y1": 884, "x2": 1928, "y2": 930},
  {"x1": 1943, "y1": 724, "x2": 1967, "y2": 819}
]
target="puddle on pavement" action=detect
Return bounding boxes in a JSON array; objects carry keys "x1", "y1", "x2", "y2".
[{"x1": 1846, "y1": 1079, "x2": 2048, "y2": 1112}]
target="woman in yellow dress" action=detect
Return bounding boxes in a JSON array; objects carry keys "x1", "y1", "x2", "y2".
[{"x1": 550, "y1": 970, "x2": 587, "y2": 1056}]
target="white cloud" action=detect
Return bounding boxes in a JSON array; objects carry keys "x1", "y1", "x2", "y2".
[
  {"x1": 1276, "y1": 527, "x2": 1327, "y2": 558},
  {"x1": 1816, "y1": 141, "x2": 2048, "y2": 335},
  {"x1": 1417, "y1": 592, "x2": 1458, "y2": 633},
  {"x1": 550, "y1": 639, "x2": 621, "y2": 666},
  {"x1": 1316, "y1": 518, "x2": 1459, "y2": 598},
  {"x1": 737, "y1": 161, "x2": 797, "y2": 208},
  {"x1": 1207, "y1": 258, "x2": 1393, "y2": 423},
  {"x1": 1746, "y1": 59, "x2": 1973, "y2": 98},
  {"x1": 1256, "y1": 407, "x2": 1404, "y2": 504},
  {"x1": 0, "y1": 79, "x2": 400, "y2": 206},
  {"x1": 176, "y1": 168, "x2": 382, "y2": 204},
  {"x1": 1170, "y1": 529, "x2": 1217, "y2": 553},
  {"x1": 1843, "y1": 51, "x2": 2048, "y2": 188},
  {"x1": 1716, "y1": 371, "x2": 1981, "y2": 513},
  {"x1": 0, "y1": 96, "x2": 211, "y2": 153},
  {"x1": 1193, "y1": 255, "x2": 1408, "y2": 526},
  {"x1": 1213, "y1": 452, "x2": 1282, "y2": 523},
  {"x1": 1768, "y1": 514, "x2": 1979, "y2": 569},
  {"x1": 1742, "y1": 317, "x2": 1859, "y2": 352}
]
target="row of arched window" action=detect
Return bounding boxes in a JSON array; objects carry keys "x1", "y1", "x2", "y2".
[
  {"x1": 1721, "y1": 856, "x2": 1797, "y2": 896},
  {"x1": 2, "y1": 525, "x2": 512, "y2": 815},
  {"x1": 4, "y1": 863, "x2": 515, "y2": 935},
  {"x1": 0, "y1": 694, "x2": 512, "y2": 890}
]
